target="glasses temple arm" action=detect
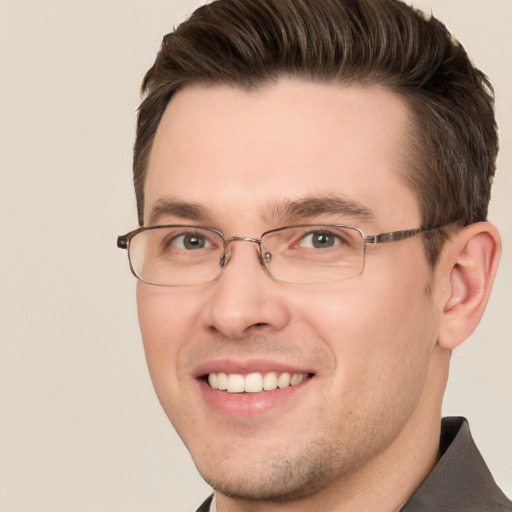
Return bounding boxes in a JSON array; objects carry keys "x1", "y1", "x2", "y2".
[{"x1": 363, "y1": 228, "x2": 435, "y2": 244}]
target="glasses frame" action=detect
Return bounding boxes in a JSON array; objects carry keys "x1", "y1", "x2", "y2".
[{"x1": 117, "y1": 224, "x2": 443, "y2": 286}]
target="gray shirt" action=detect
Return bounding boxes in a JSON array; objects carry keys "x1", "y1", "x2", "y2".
[{"x1": 402, "y1": 417, "x2": 512, "y2": 511}]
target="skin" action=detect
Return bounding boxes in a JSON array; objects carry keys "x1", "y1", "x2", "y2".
[{"x1": 136, "y1": 80, "x2": 500, "y2": 511}]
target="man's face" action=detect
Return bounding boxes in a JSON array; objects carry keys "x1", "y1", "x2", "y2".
[{"x1": 137, "y1": 80, "x2": 443, "y2": 502}]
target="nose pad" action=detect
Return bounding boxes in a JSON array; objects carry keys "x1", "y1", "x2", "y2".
[
  {"x1": 219, "y1": 249, "x2": 231, "y2": 269},
  {"x1": 218, "y1": 239, "x2": 268, "y2": 273}
]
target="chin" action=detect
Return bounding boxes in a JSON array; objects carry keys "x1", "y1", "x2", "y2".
[{"x1": 192, "y1": 443, "x2": 342, "y2": 504}]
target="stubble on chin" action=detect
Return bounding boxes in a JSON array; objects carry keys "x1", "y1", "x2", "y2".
[{"x1": 197, "y1": 441, "x2": 342, "y2": 504}]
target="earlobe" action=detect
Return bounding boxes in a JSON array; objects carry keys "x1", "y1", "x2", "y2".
[{"x1": 438, "y1": 222, "x2": 501, "y2": 351}]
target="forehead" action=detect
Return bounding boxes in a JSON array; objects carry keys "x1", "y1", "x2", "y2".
[{"x1": 144, "y1": 79, "x2": 420, "y2": 229}]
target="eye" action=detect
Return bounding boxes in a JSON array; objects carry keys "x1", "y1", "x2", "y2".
[
  {"x1": 169, "y1": 232, "x2": 211, "y2": 250},
  {"x1": 299, "y1": 231, "x2": 343, "y2": 249}
]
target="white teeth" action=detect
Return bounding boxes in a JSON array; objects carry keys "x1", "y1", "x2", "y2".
[
  {"x1": 227, "y1": 374, "x2": 245, "y2": 393},
  {"x1": 290, "y1": 373, "x2": 307, "y2": 386},
  {"x1": 245, "y1": 373, "x2": 263, "y2": 393},
  {"x1": 207, "y1": 371, "x2": 309, "y2": 393},
  {"x1": 208, "y1": 373, "x2": 218, "y2": 389},
  {"x1": 263, "y1": 372, "x2": 278, "y2": 391},
  {"x1": 217, "y1": 372, "x2": 228, "y2": 390},
  {"x1": 277, "y1": 372, "x2": 291, "y2": 388}
]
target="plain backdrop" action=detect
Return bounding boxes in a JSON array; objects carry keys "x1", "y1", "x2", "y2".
[{"x1": 0, "y1": 1, "x2": 510, "y2": 510}]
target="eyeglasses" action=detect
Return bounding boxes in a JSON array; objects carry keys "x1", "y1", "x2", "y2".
[
  {"x1": 117, "y1": 224, "x2": 441, "y2": 286},
  {"x1": 117, "y1": 224, "x2": 440, "y2": 286}
]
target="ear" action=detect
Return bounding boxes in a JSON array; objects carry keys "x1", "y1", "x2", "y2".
[{"x1": 437, "y1": 222, "x2": 501, "y2": 350}]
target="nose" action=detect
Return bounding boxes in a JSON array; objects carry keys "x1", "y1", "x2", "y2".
[{"x1": 203, "y1": 240, "x2": 291, "y2": 339}]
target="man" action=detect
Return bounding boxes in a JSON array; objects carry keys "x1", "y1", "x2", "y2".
[{"x1": 117, "y1": 0, "x2": 511, "y2": 510}]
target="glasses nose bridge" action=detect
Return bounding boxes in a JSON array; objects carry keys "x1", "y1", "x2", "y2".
[{"x1": 220, "y1": 235, "x2": 264, "y2": 268}]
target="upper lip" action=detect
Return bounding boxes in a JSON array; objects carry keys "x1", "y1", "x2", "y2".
[{"x1": 193, "y1": 358, "x2": 315, "y2": 378}]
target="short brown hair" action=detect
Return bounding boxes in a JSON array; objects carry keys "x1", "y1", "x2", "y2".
[{"x1": 133, "y1": 0, "x2": 498, "y2": 265}]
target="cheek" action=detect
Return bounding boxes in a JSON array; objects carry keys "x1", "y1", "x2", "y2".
[
  {"x1": 306, "y1": 286, "x2": 434, "y2": 440},
  {"x1": 136, "y1": 285, "x2": 199, "y2": 391},
  {"x1": 137, "y1": 282, "x2": 199, "y2": 337},
  {"x1": 297, "y1": 268, "x2": 435, "y2": 392}
]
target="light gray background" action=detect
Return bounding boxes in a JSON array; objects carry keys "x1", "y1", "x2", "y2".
[{"x1": 0, "y1": 1, "x2": 510, "y2": 510}]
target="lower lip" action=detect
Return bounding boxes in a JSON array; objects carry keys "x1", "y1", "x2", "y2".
[{"x1": 198, "y1": 378, "x2": 312, "y2": 418}]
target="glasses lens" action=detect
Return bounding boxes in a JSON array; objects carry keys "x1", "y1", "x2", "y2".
[
  {"x1": 129, "y1": 226, "x2": 224, "y2": 286},
  {"x1": 261, "y1": 225, "x2": 365, "y2": 283}
]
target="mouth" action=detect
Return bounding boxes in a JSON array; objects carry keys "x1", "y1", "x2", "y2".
[{"x1": 205, "y1": 371, "x2": 313, "y2": 394}]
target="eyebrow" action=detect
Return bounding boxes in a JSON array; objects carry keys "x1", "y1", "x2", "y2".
[
  {"x1": 147, "y1": 194, "x2": 375, "y2": 227},
  {"x1": 148, "y1": 198, "x2": 209, "y2": 225},
  {"x1": 263, "y1": 195, "x2": 376, "y2": 225}
]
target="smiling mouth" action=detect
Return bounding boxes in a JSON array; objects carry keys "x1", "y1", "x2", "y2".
[{"x1": 206, "y1": 371, "x2": 313, "y2": 394}]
